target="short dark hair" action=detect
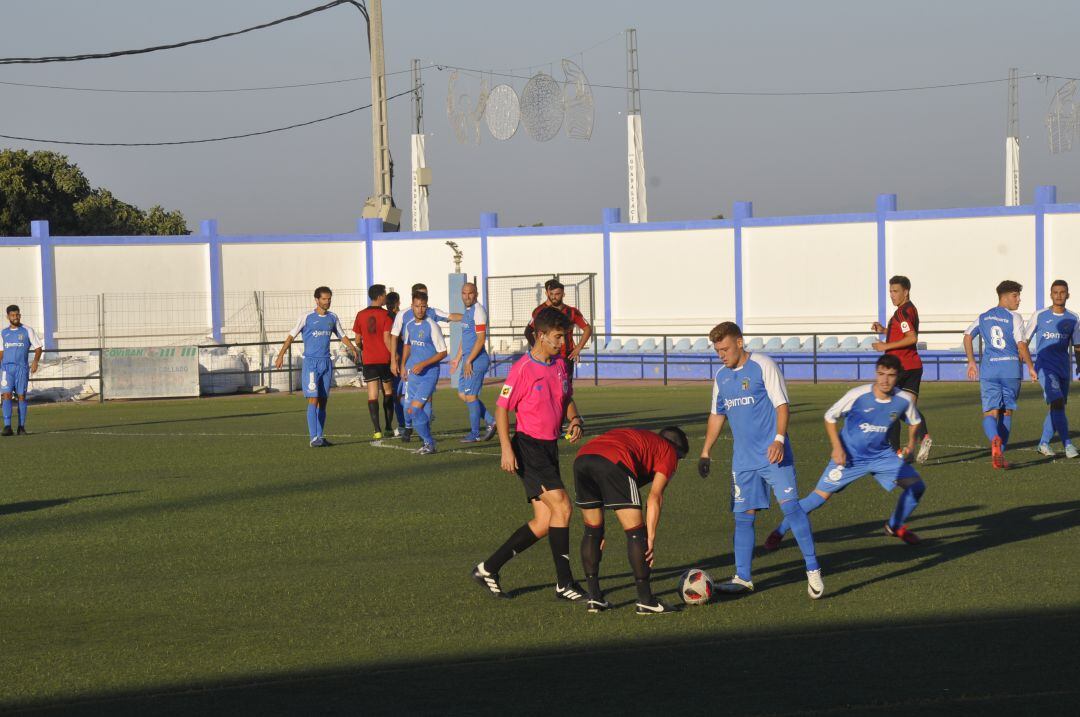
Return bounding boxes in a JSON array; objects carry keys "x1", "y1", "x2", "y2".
[
  {"x1": 708, "y1": 321, "x2": 742, "y2": 343},
  {"x1": 533, "y1": 307, "x2": 569, "y2": 334},
  {"x1": 659, "y1": 426, "x2": 689, "y2": 459},
  {"x1": 876, "y1": 354, "x2": 903, "y2": 372},
  {"x1": 411, "y1": 290, "x2": 428, "y2": 303},
  {"x1": 411, "y1": 283, "x2": 427, "y2": 293},
  {"x1": 889, "y1": 275, "x2": 911, "y2": 291},
  {"x1": 996, "y1": 280, "x2": 1022, "y2": 296},
  {"x1": 544, "y1": 279, "x2": 564, "y2": 292},
  {"x1": 368, "y1": 284, "x2": 387, "y2": 301},
  {"x1": 385, "y1": 291, "x2": 400, "y2": 310},
  {"x1": 314, "y1": 286, "x2": 332, "y2": 299},
  {"x1": 5, "y1": 305, "x2": 19, "y2": 314},
  {"x1": 1051, "y1": 279, "x2": 1069, "y2": 291}
]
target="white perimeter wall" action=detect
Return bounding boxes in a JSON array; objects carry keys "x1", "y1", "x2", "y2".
[
  {"x1": 743, "y1": 223, "x2": 877, "y2": 335},
  {"x1": 611, "y1": 228, "x2": 734, "y2": 335},
  {"x1": 1045, "y1": 215, "x2": 1080, "y2": 305},
  {"x1": 0, "y1": 246, "x2": 44, "y2": 332},
  {"x1": 887, "y1": 216, "x2": 1035, "y2": 342},
  {"x1": 372, "y1": 236, "x2": 481, "y2": 315}
]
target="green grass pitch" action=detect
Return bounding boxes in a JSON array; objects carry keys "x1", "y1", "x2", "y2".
[{"x1": 1, "y1": 382, "x2": 1077, "y2": 715}]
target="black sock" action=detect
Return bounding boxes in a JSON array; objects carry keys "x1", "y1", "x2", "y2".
[
  {"x1": 484, "y1": 523, "x2": 539, "y2": 574},
  {"x1": 580, "y1": 522, "x2": 604, "y2": 599},
  {"x1": 548, "y1": 526, "x2": 574, "y2": 587},
  {"x1": 625, "y1": 526, "x2": 654, "y2": 604},
  {"x1": 367, "y1": 400, "x2": 381, "y2": 432},
  {"x1": 383, "y1": 394, "x2": 395, "y2": 431},
  {"x1": 916, "y1": 415, "x2": 929, "y2": 441},
  {"x1": 886, "y1": 421, "x2": 901, "y2": 452}
]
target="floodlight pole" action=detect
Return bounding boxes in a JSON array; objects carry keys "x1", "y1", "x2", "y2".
[
  {"x1": 1005, "y1": 67, "x2": 1020, "y2": 207},
  {"x1": 626, "y1": 28, "x2": 648, "y2": 223},
  {"x1": 362, "y1": 0, "x2": 400, "y2": 229}
]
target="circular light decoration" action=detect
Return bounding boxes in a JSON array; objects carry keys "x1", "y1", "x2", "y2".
[
  {"x1": 485, "y1": 84, "x2": 521, "y2": 141},
  {"x1": 520, "y1": 72, "x2": 565, "y2": 142},
  {"x1": 561, "y1": 59, "x2": 594, "y2": 140}
]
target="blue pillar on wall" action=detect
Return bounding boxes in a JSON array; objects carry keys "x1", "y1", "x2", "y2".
[
  {"x1": 1034, "y1": 185, "x2": 1056, "y2": 311},
  {"x1": 479, "y1": 212, "x2": 497, "y2": 302},
  {"x1": 202, "y1": 219, "x2": 223, "y2": 343},
  {"x1": 32, "y1": 220, "x2": 57, "y2": 350},
  {"x1": 875, "y1": 194, "x2": 898, "y2": 326},
  {"x1": 362, "y1": 217, "x2": 382, "y2": 289},
  {"x1": 601, "y1": 207, "x2": 620, "y2": 342},
  {"x1": 732, "y1": 201, "x2": 753, "y2": 328}
]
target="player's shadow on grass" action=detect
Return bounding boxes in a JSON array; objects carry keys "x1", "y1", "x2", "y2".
[
  {"x1": 46, "y1": 411, "x2": 296, "y2": 434},
  {"x1": 754, "y1": 499, "x2": 1080, "y2": 597},
  {"x1": 0, "y1": 491, "x2": 141, "y2": 517},
  {"x1": 930, "y1": 444, "x2": 1060, "y2": 471}
]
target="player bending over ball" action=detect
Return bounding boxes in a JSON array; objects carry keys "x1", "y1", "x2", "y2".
[
  {"x1": 963, "y1": 280, "x2": 1037, "y2": 469},
  {"x1": 449, "y1": 282, "x2": 497, "y2": 443},
  {"x1": 353, "y1": 284, "x2": 395, "y2": 439},
  {"x1": 574, "y1": 426, "x2": 689, "y2": 614},
  {"x1": 764, "y1": 354, "x2": 927, "y2": 551},
  {"x1": 1021, "y1": 280, "x2": 1080, "y2": 459},
  {"x1": 472, "y1": 308, "x2": 587, "y2": 601},
  {"x1": 274, "y1": 287, "x2": 358, "y2": 447},
  {"x1": 698, "y1": 321, "x2": 823, "y2": 600},
  {"x1": 398, "y1": 292, "x2": 448, "y2": 455},
  {"x1": 0, "y1": 305, "x2": 43, "y2": 436}
]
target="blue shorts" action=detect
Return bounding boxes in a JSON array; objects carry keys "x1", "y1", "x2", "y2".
[
  {"x1": 457, "y1": 353, "x2": 489, "y2": 397},
  {"x1": 301, "y1": 357, "x2": 333, "y2": 398},
  {"x1": 815, "y1": 454, "x2": 920, "y2": 494},
  {"x1": 0, "y1": 364, "x2": 29, "y2": 396},
  {"x1": 980, "y1": 377, "x2": 1020, "y2": 412},
  {"x1": 730, "y1": 462, "x2": 799, "y2": 514},
  {"x1": 405, "y1": 372, "x2": 438, "y2": 405},
  {"x1": 1038, "y1": 369, "x2": 1070, "y2": 405}
]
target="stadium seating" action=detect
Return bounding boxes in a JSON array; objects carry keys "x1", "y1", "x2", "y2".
[
  {"x1": 764, "y1": 337, "x2": 783, "y2": 352},
  {"x1": 838, "y1": 336, "x2": 859, "y2": 351},
  {"x1": 622, "y1": 338, "x2": 640, "y2": 352},
  {"x1": 691, "y1": 338, "x2": 710, "y2": 352},
  {"x1": 819, "y1": 336, "x2": 840, "y2": 351},
  {"x1": 746, "y1": 337, "x2": 765, "y2": 351},
  {"x1": 781, "y1": 337, "x2": 802, "y2": 352},
  {"x1": 672, "y1": 338, "x2": 692, "y2": 352},
  {"x1": 858, "y1": 336, "x2": 877, "y2": 351},
  {"x1": 640, "y1": 338, "x2": 659, "y2": 352},
  {"x1": 602, "y1": 339, "x2": 622, "y2": 353}
]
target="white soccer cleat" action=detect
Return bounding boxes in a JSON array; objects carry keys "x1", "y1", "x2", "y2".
[
  {"x1": 1065, "y1": 443, "x2": 1079, "y2": 459},
  {"x1": 916, "y1": 435, "x2": 933, "y2": 464},
  {"x1": 1037, "y1": 443, "x2": 1055, "y2": 457},
  {"x1": 717, "y1": 575, "x2": 754, "y2": 594},
  {"x1": 807, "y1": 569, "x2": 824, "y2": 600}
]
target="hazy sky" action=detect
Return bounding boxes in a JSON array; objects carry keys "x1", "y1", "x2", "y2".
[{"x1": 2, "y1": 0, "x2": 1078, "y2": 234}]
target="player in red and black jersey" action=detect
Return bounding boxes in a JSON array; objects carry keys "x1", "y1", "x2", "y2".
[
  {"x1": 353, "y1": 284, "x2": 395, "y2": 439},
  {"x1": 523, "y1": 279, "x2": 593, "y2": 388},
  {"x1": 871, "y1": 275, "x2": 932, "y2": 463},
  {"x1": 573, "y1": 426, "x2": 688, "y2": 614}
]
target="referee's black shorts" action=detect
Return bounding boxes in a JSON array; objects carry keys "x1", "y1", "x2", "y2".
[
  {"x1": 573, "y1": 454, "x2": 644, "y2": 510},
  {"x1": 896, "y1": 367, "x2": 923, "y2": 397},
  {"x1": 512, "y1": 432, "x2": 565, "y2": 502}
]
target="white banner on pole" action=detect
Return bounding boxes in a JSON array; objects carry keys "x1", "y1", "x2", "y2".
[
  {"x1": 627, "y1": 114, "x2": 648, "y2": 223},
  {"x1": 411, "y1": 133, "x2": 430, "y2": 231},
  {"x1": 1005, "y1": 136, "x2": 1020, "y2": 207},
  {"x1": 103, "y1": 346, "x2": 201, "y2": 399}
]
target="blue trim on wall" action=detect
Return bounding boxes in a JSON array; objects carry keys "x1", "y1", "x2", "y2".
[
  {"x1": 201, "y1": 220, "x2": 223, "y2": 342},
  {"x1": 887, "y1": 205, "x2": 1034, "y2": 221},
  {"x1": 876, "y1": 194, "x2": 897, "y2": 326},
  {"x1": 602, "y1": 208, "x2": 620, "y2": 341},
  {"x1": 732, "y1": 201, "x2": 753, "y2": 327},
  {"x1": 609, "y1": 218, "x2": 734, "y2": 231},
  {"x1": 1034, "y1": 185, "x2": 1057, "y2": 310},
  {"x1": 31, "y1": 221, "x2": 57, "y2": 350},
  {"x1": 375, "y1": 229, "x2": 480, "y2": 241},
  {"x1": 1043, "y1": 202, "x2": 1080, "y2": 213},
  {"x1": 479, "y1": 213, "x2": 497, "y2": 302},
  {"x1": 488, "y1": 224, "x2": 602, "y2": 237},
  {"x1": 743, "y1": 213, "x2": 876, "y2": 227}
]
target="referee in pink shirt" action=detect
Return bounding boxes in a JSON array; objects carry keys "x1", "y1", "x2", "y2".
[{"x1": 471, "y1": 308, "x2": 587, "y2": 601}]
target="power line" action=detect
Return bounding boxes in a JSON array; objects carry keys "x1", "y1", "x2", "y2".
[
  {"x1": 0, "y1": 0, "x2": 365, "y2": 66},
  {"x1": 0, "y1": 87, "x2": 414, "y2": 147}
]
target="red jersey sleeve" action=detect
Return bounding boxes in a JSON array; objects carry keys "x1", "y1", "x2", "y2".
[
  {"x1": 379, "y1": 311, "x2": 393, "y2": 334},
  {"x1": 570, "y1": 307, "x2": 589, "y2": 329},
  {"x1": 655, "y1": 448, "x2": 677, "y2": 480}
]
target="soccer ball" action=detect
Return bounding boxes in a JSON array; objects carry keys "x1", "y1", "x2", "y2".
[{"x1": 678, "y1": 568, "x2": 714, "y2": 605}]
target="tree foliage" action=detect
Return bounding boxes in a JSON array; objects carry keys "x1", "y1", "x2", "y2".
[{"x1": 0, "y1": 149, "x2": 188, "y2": 236}]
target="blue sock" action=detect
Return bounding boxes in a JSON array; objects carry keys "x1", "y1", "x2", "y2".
[
  {"x1": 1041, "y1": 413, "x2": 1055, "y2": 445},
  {"x1": 17, "y1": 399, "x2": 27, "y2": 427},
  {"x1": 2, "y1": 397, "x2": 11, "y2": 427},
  {"x1": 466, "y1": 400, "x2": 482, "y2": 437},
  {"x1": 1050, "y1": 409, "x2": 1069, "y2": 445},
  {"x1": 394, "y1": 394, "x2": 406, "y2": 427},
  {"x1": 733, "y1": 513, "x2": 756, "y2": 581},
  {"x1": 425, "y1": 401, "x2": 434, "y2": 421},
  {"x1": 1000, "y1": 415, "x2": 1012, "y2": 447},
  {"x1": 777, "y1": 492, "x2": 828, "y2": 537},
  {"x1": 780, "y1": 500, "x2": 819, "y2": 572},
  {"x1": 982, "y1": 415, "x2": 998, "y2": 442},
  {"x1": 412, "y1": 405, "x2": 434, "y2": 445},
  {"x1": 318, "y1": 405, "x2": 327, "y2": 433},
  {"x1": 306, "y1": 404, "x2": 319, "y2": 440},
  {"x1": 477, "y1": 399, "x2": 494, "y2": 426},
  {"x1": 888, "y1": 480, "x2": 925, "y2": 530}
]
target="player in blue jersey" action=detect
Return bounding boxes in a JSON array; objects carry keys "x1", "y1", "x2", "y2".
[
  {"x1": 764, "y1": 354, "x2": 927, "y2": 551},
  {"x1": 449, "y1": 283, "x2": 497, "y2": 443},
  {"x1": 390, "y1": 282, "x2": 453, "y2": 441},
  {"x1": 1022, "y1": 279, "x2": 1080, "y2": 459},
  {"x1": 0, "y1": 305, "x2": 43, "y2": 436},
  {"x1": 399, "y1": 291, "x2": 449, "y2": 454},
  {"x1": 274, "y1": 287, "x2": 359, "y2": 447},
  {"x1": 698, "y1": 322, "x2": 823, "y2": 599},
  {"x1": 963, "y1": 280, "x2": 1037, "y2": 469}
]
